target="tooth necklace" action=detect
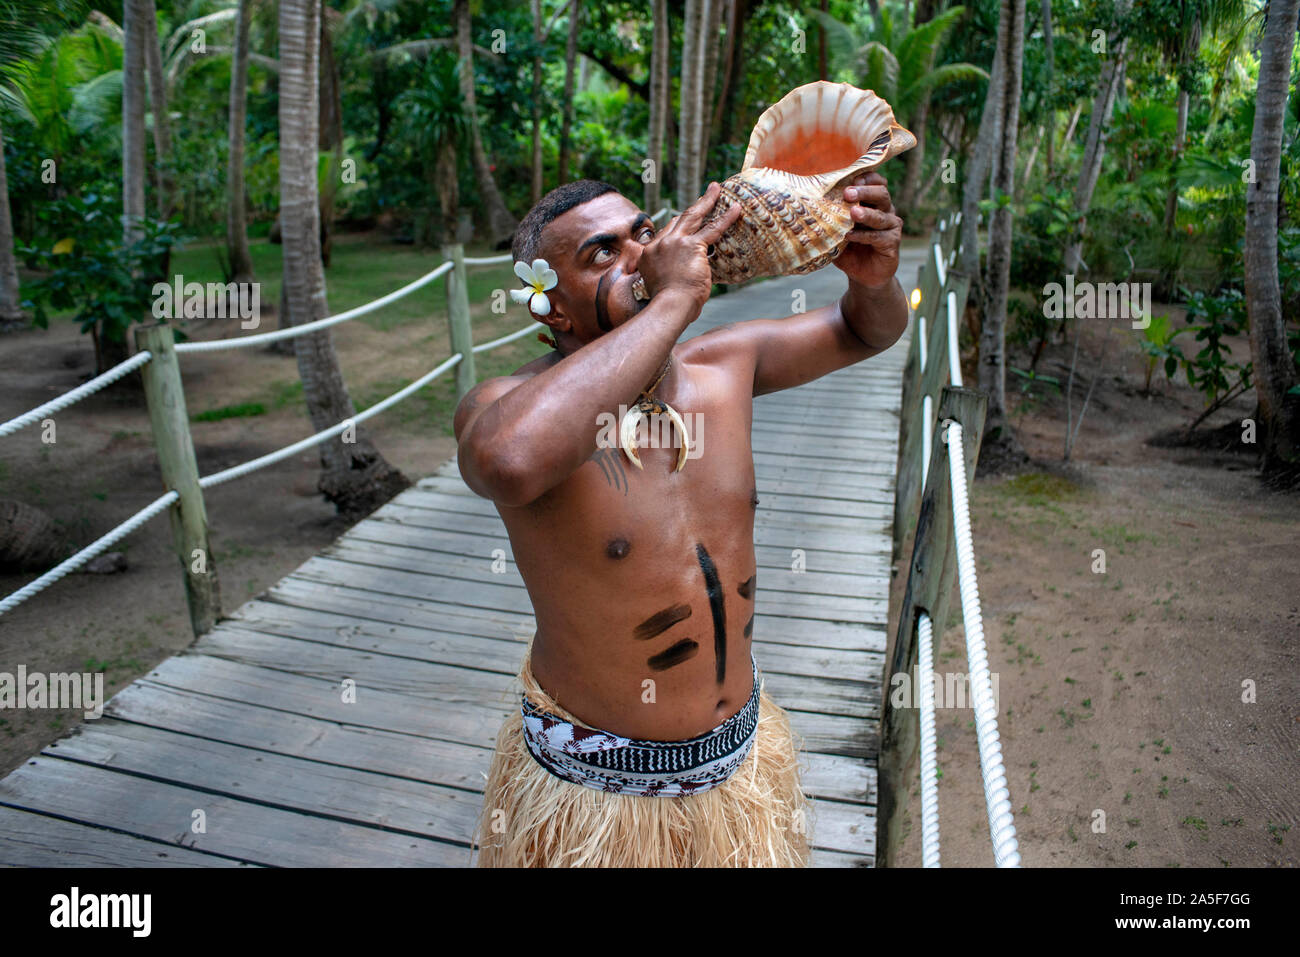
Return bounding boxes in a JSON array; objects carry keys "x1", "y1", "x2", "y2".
[{"x1": 619, "y1": 355, "x2": 690, "y2": 472}]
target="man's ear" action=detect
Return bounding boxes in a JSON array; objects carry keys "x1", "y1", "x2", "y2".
[{"x1": 535, "y1": 298, "x2": 572, "y2": 337}]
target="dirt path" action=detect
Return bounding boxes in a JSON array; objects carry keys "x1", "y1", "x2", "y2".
[{"x1": 890, "y1": 316, "x2": 1299, "y2": 867}]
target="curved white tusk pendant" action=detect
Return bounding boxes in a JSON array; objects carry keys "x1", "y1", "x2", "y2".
[{"x1": 618, "y1": 398, "x2": 690, "y2": 472}]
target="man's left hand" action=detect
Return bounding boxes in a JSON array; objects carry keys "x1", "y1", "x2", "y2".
[{"x1": 836, "y1": 172, "x2": 903, "y2": 290}]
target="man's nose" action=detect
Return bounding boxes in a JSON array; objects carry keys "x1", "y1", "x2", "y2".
[{"x1": 626, "y1": 241, "x2": 644, "y2": 272}]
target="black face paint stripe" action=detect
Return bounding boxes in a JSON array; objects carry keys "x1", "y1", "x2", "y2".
[
  {"x1": 695, "y1": 542, "x2": 727, "y2": 684},
  {"x1": 594, "y1": 269, "x2": 617, "y2": 332},
  {"x1": 633, "y1": 603, "x2": 692, "y2": 641},
  {"x1": 737, "y1": 574, "x2": 756, "y2": 600},
  {"x1": 744, "y1": 615, "x2": 754, "y2": 639},
  {"x1": 647, "y1": 638, "x2": 700, "y2": 671}
]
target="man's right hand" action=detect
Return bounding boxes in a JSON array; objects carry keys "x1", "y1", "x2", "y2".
[{"x1": 637, "y1": 182, "x2": 742, "y2": 309}]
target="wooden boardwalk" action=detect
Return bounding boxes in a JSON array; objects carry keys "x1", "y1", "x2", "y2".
[{"x1": 0, "y1": 251, "x2": 919, "y2": 868}]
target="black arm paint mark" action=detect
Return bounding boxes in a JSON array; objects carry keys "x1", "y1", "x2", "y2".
[
  {"x1": 743, "y1": 615, "x2": 754, "y2": 639},
  {"x1": 695, "y1": 542, "x2": 727, "y2": 684},
  {"x1": 737, "y1": 574, "x2": 756, "y2": 600},
  {"x1": 647, "y1": 638, "x2": 700, "y2": 671},
  {"x1": 633, "y1": 603, "x2": 692, "y2": 640}
]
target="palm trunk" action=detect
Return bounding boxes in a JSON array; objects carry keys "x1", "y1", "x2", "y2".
[
  {"x1": 141, "y1": 0, "x2": 174, "y2": 221},
  {"x1": 1063, "y1": 0, "x2": 1130, "y2": 275},
  {"x1": 978, "y1": 0, "x2": 1026, "y2": 458},
  {"x1": 646, "y1": 0, "x2": 669, "y2": 212},
  {"x1": 1041, "y1": 0, "x2": 1054, "y2": 178},
  {"x1": 226, "y1": 0, "x2": 255, "y2": 283},
  {"x1": 697, "y1": 0, "x2": 723, "y2": 182},
  {"x1": 0, "y1": 120, "x2": 26, "y2": 324},
  {"x1": 557, "y1": 0, "x2": 582, "y2": 184},
  {"x1": 715, "y1": 0, "x2": 748, "y2": 151},
  {"x1": 959, "y1": 41, "x2": 1003, "y2": 284},
  {"x1": 279, "y1": 0, "x2": 409, "y2": 519},
  {"x1": 454, "y1": 0, "x2": 517, "y2": 246},
  {"x1": 676, "y1": 0, "x2": 701, "y2": 208},
  {"x1": 122, "y1": 0, "x2": 147, "y2": 246},
  {"x1": 1162, "y1": 85, "x2": 1189, "y2": 234},
  {"x1": 530, "y1": 0, "x2": 543, "y2": 204},
  {"x1": 1244, "y1": 0, "x2": 1300, "y2": 475}
]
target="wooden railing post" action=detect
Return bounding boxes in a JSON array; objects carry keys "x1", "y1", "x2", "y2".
[
  {"x1": 878, "y1": 385, "x2": 987, "y2": 867},
  {"x1": 443, "y1": 242, "x2": 477, "y2": 401},
  {"x1": 135, "y1": 322, "x2": 220, "y2": 636},
  {"x1": 892, "y1": 231, "x2": 948, "y2": 561}
]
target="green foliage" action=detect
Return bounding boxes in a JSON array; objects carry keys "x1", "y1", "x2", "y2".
[
  {"x1": 1179, "y1": 287, "x2": 1251, "y2": 410},
  {"x1": 1138, "y1": 313, "x2": 1186, "y2": 392},
  {"x1": 811, "y1": 2, "x2": 986, "y2": 125},
  {"x1": 192, "y1": 402, "x2": 267, "y2": 423},
  {"x1": 18, "y1": 193, "x2": 185, "y2": 347}
]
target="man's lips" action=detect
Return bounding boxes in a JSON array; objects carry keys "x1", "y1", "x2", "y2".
[{"x1": 631, "y1": 274, "x2": 649, "y2": 302}]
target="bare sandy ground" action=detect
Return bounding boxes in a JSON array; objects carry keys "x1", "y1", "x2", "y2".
[{"x1": 890, "y1": 316, "x2": 1299, "y2": 868}]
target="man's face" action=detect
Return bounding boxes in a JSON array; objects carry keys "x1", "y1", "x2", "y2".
[{"x1": 534, "y1": 193, "x2": 656, "y2": 347}]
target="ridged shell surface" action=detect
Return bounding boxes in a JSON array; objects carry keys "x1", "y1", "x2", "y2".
[{"x1": 703, "y1": 82, "x2": 916, "y2": 284}]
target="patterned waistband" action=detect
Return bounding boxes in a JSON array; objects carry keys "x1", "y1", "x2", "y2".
[{"x1": 520, "y1": 655, "x2": 760, "y2": 797}]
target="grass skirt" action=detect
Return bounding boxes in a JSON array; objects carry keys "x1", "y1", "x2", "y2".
[{"x1": 473, "y1": 645, "x2": 812, "y2": 867}]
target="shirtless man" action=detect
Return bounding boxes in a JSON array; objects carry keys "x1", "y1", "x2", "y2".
[{"x1": 459, "y1": 174, "x2": 906, "y2": 867}]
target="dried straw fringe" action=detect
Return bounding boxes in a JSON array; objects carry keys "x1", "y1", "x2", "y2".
[{"x1": 473, "y1": 649, "x2": 812, "y2": 868}]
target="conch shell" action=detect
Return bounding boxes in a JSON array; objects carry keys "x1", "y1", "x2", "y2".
[{"x1": 703, "y1": 82, "x2": 916, "y2": 284}]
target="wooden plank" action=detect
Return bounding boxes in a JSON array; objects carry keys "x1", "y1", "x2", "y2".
[
  {"x1": 141, "y1": 653, "x2": 874, "y2": 759},
  {"x1": 105, "y1": 680, "x2": 873, "y2": 805},
  {"x1": 0, "y1": 756, "x2": 470, "y2": 867},
  {"x1": 0, "y1": 805, "x2": 255, "y2": 867},
  {"x1": 45, "y1": 719, "x2": 484, "y2": 848},
  {"x1": 287, "y1": 555, "x2": 888, "y2": 625},
  {"x1": 228, "y1": 598, "x2": 885, "y2": 683},
  {"x1": 106, "y1": 680, "x2": 494, "y2": 793},
  {"x1": 193, "y1": 626, "x2": 878, "y2": 720}
]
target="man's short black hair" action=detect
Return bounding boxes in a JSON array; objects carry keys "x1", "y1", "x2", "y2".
[{"x1": 512, "y1": 179, "x2": 621, "y2": 264}]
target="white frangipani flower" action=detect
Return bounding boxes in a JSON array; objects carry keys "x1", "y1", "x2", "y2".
[{"x1": 509, "y1": 258, "x2": 559, "y2": 316}]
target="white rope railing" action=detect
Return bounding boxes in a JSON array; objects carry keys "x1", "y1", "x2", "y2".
[
  {"x1": 0, "y1": 205, "x2": 674, "y2": 615},
  {"x1": 945, "y1": 420, "x2": 1020, "y2": 867},
  {"x1": 0, "y1": 490, "x2": 178, "y2": 615},
  {"x1": 174, "y1": 260, "x2": 456, "y2": 354},
  {"x1": 908, "y1": 216, "x2": 1019, "y2": 867},
  {"x1": 916, "y1": 611, "x2": 941, "y2": 868},
  {"x1": 0, "y1": 351, "x2": 154, "y2": 438},
  {"x1": 198, "y1": 353, "x2": 463, "y2": 489}
]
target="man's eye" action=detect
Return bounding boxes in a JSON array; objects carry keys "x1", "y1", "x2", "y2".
[
  {"x1": 638, "y1": 229, "x2": 655, "y2": 242},
  {"x1": 594, "y1": 247, "x2": 613, "y2": 262}
]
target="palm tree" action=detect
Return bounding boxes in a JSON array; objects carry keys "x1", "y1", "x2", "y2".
[
  {"x1": 1145, "y1": 0, "x2": 1251, "y2": 234},
  {"x1": 1244, "y1": 0, "x2": 1300, "y2": 477},
  {"x1": 1063, "y1": 0, "x2": 1132, "y2": 275},
  {"x1": 557, "y1": 0, "x2": 582, "y2": 184},
  {"x1": 140, "y1": 0, "x2": 174, "y2": 221},
  {"x1": 278, "y1": 0, "x2": 409, "y2": 519},
  {"x1": 226, "y1": 0, "x2": 255, "y2": 283},
  {"x1": 813, "y1": 2, "x2": 987, "y2": 215},
  {"x1": 676, "y1": 0, "x2": 702, "y2": 207},
  {"x1": 398, "y1": 53, "x2": 468, "y2": 245},
  {"x1": 978, "y1": 0, "x2": 1027, "y2": 464},
  {"x1": 122, "y1": 0, "x2": 146, "y2": 248},
  {"x1": 645, "y1": 0, "x2": 668, "y2": 212},
  {"x1": 453, "y1": 0, "x2": 516, "y2": 246}
]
